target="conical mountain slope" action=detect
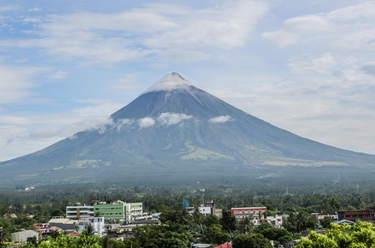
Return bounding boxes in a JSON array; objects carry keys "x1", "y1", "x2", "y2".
[{"x1": 1, "y1": 72, "x2": 374, "y2": 184}]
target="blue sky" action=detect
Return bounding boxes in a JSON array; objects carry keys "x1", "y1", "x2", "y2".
[{"x1": 1, "y1": 0, "x2": 375, "y2": 161}]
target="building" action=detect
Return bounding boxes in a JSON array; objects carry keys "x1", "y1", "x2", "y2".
[
  {"x1": 34, "y1": 223, "x2": 50, "y2": 235},
  {"x1": 66, "y1": 204, "x2": 94, "y2": 218},
  {"x1": 126, "y1": 202, "x2": 143, "y2": 222},
  {"x1": 311, "y1": 212, "x2": 338, "y2": 223},
  {"x1": 11, "y1": 230, "x2": 39, "y2": 243},
  {"x1": 77, "y1": 217, "x2": 105, "y2": 237},
  {"x1": 94, "y1": 201, "x2": 126, "y2": 221},
  {"x1": 214, "y1": 242, "x2": 232, "y2": 248},
  {"x1": 335, "y1": 219, "x2": 354, "y2": 225},
  {"x1": 186, "y1": 200, "x2": 222, "y2": 218},
  {"x1": 48, "y1": 217, "x2": 78, "y2": 232},
  {"x1": 94, "y1": 200, "x2": 143, "y2": 223},
  {"x1": 3, "y1": 213, "x2": 17, "y2": 218},
  {"x1": 230, "y1": 207, "x2": 267, "y2": 221},
  {"x1": 264, "y1": 215, "x2": 284, "y2": 228},
  {"x1": 337, "y1": 210, "x2": 375, "y2": 222}
]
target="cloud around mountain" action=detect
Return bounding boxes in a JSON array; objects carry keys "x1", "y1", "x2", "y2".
[{"x1": 209, "y1": 115, "x2": 234, "y2": 123}]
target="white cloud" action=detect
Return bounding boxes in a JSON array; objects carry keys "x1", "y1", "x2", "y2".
[
  {"x1": 143, "y1": 0, "x2": 268, "y2": 49},
  {"x1": 114, "y1": 119, "x2": 133, "y2": 131},
  {"x1": 288, "y1": 53, "x2": 336, "y2": 74},
  {"x1": 157, "y1": 112, "x2": 192, "y2": 126},
  {"x1": 110, "y1": 72, "x2": 141, "y2": 90},
  {"x1": 49, "y1": 70, "x2": 68, "y2": 80},
  {"x1": 361, "y1": 62, "x2": 375, "y2": 76},
  {"x1": 263, "y1": 1, "x2": 375, "y2": 49},
  {"x1": 0, "y1": 99, "x2": 123, "y2": 161},
  {"x1": 0, "y1": 115, "x2": 30, "y2": 125},
  {"x1": 7, "y1": 116, "x2": 113, "y2": 142},
  {"x1": 28, "y1": 8, "x2": 42, "y2": 12},
  {"x1": 209, "y1": 115, "x2": 234, "y2": 123},
  {"x1": 262, "y1": 15, "x2": 331, "y2": 48},
  {"x1": 0, "y1": 65, "x2": 40, "y2": 104},
  {"x1": 0, "y1": 0, "x2": 268, "y2": 64},
  {"x1": 138, "y1": 117, "x2": 155, "y2": 129},
  {"x1": 327, "y1": 1, "x2": 375, "y2": 22},
  {"x1": 159, "y1": 49, "x2": 210, "y2": 63},
  {"x1": 0, "y1": 6, "x2": 18, "y2": 12}
]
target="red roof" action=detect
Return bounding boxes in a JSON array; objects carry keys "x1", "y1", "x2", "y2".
[
  {"x1": 214, "y1": 242, "x2": 232, "y2": 248},
  {"x1": 68, "y1": 232, "x2": 80, "y2": 237}
]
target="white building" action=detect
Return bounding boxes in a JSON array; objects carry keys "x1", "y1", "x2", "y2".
[
  {"x1": 264, "y1": 215, "x2": 284, "y2": 228},
  {"x1": 126, "y1": 202, "x2": 143, "y2": 222},
  {"x1": 66, "y1": 204, "x2": 94, "y2": 218},
  {"x1": 311, "y1": 212, "x2": 338, "y2": 223},
  {"x1": 11, "y1": 230, "x2": 39, "y2": 243},
  {"x1": 78, "y1": 217, "x2": 105, "y2": 237},
  {"x1": 185, "y1": 201, "x2": 222, "y2": 218}
]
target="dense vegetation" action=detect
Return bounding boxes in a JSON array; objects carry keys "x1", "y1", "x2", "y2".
[{"x1": 2, "y1": 182, "x2": 375, "y2": 247}]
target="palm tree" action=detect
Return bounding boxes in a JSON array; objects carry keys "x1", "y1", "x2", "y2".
[
  {"x1": 82, "y1": 225, "x2": 95, "y2": 236},
  {"x1": 238, "y1": 216, "x2": 254, "y2": 234}
]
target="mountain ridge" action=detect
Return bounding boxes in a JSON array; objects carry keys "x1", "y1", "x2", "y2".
[{"x1": 1, "y1": 72, "x2": 374, "y2": 185}]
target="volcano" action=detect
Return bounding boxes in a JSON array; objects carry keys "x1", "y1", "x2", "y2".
[{"x1": 1, "y1": 72, "x2": 374, "y2": 185}]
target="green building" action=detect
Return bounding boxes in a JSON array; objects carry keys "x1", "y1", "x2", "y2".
[
  {"x1": 94, "y1": 200, "x2": 126, "y2": 221},
  {"x1": 94, "y1": 200, "x2": 143, "y2": 222}
]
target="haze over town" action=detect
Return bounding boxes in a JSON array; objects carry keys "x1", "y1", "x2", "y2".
[{"x1": 1, "y1": 0, "x2": 375, "y2": 162}]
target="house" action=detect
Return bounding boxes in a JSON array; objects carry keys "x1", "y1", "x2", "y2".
[
  {"x1": 311, "y1": 212, "x2": 338, "y2": 223},
  {"x1": 337, "y1": 210, "x2": 375, "y2": 222},
  {"x1": 34, "y1": 223, "x2": 50, "y2": 235},
  {"x1": 264, "y1": 214, "x2": 284, "y2": 228},
  {"x1": 48, "y1": 217, "x2": 78, "y2": 232},
  {"x1": 11, "y1": 230, "x2": 39, "y2": 243},
  {"x1": 3, "y1": 213, "x2": 17, "y2": 218},
  {"x1": 214, "y1": 242, "x2": 232, "y2": 248}
]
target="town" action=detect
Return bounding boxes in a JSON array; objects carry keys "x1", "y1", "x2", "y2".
[{"x1": 1, "y1": 186, "x2": 375, "y2": 248}]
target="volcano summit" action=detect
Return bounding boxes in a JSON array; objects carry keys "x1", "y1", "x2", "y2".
[{"x1": 1, "y1": 72, "x2": 375, "y2": 185}]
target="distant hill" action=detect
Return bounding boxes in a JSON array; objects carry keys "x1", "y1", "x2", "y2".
[{"x1": 1, "y1": 72, "x2": 374, "y2": 186}]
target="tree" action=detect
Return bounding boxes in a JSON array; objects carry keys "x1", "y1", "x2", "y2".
[
  {"x1": 320, "y1": 216, "x2": 333, "y2": 229},
  {"x1": 297, "y1": 221, "x2": 375, "y2": 248},
  {"x1": 205, "y1": 224, "x2": 230, "y2": 245},
  {"x1": 133, "y1": 224, "x2": 193, "y2": 248},
  {"x1": 237, "y1": 216, "x2": 254, "y2": 234},
  {"x1": 203, "y1": 214, "x2": 219, "y2": 227},
  {"x1": 220, "y1": 210, "x2": 236, "y2": 232},
  {"x1": 38, "y1": 230, "x2": 101, "y2": 248},
  {"x1": 159, "y1": 210, "x2": 191, "y2": 225},
  {"x1": 233, "y1": 233, "x2": 272, "y2": 248},
  {"x1": 283, "y1": 211, "x2": 317, "y2": 233}
]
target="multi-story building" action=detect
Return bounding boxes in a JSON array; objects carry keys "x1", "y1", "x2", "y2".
[
  {"x1": 94, "y1": 200, "x2": 143, "y2": 223},
  {"x1": 230, "y1": 207, "x2": 267, "y2": 222},
  {"x1": 337, "y1": 210, "x2": 375, "y2": 222},
  {"x1": 94, "y1": 201, "x2": 126, "y2": 221},
  {"x1": 126, "y1": 202, "x2": 143, "y2": 222},
  {"x1": 66, "y1": 204, "x2": 94, "y2": 218}
]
